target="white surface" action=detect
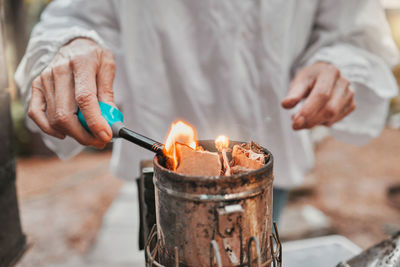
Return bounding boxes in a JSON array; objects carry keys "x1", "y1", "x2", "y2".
[
  {"x1": 279, "y1": 205, "x2": 332, "y2": 240},
  {"x1": 283, "y1": 235, "x2": 362, "y2": 267},
  {"x1": 86, "y1": 182, "x2": 145, "y2": 266}
]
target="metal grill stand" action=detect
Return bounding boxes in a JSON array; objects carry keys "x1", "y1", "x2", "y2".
[{"x1": 145, "y1": 223, "x2": 282, "y2": 267}]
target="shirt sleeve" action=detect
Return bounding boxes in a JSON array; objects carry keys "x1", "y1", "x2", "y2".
[
  {"x1": 294, "y1": 0, "x2": 399, "y2": 145},
  {"x1": 14, "y1": 0, "x2": 120, "y2": 159}
]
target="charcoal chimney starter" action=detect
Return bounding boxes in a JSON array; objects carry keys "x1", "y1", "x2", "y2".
[{"x1": 148, "y1": 140, "x2": 281, "y2": 267}]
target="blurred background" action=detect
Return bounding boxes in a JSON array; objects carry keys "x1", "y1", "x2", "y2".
[{"x1": 2, "y1": 0, "x2": 400, "y2": 266}]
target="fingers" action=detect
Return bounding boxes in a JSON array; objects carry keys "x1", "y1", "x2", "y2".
[
  {"x1": 28, "y1": 77, "x2": 65, "y2": 139},
  {"x1": 325, "y1": 92, "x2": 356, "y2": 126},
  {"x1": 52, "y1": 59, "x2": 106, "y2": 149},
  {"x1": 97, "y1": 49, "x2": 116, "y2": 106},
  {"x1": 341, "y1": 100, "x2": 356, "y2": 120},
  {"x1": 303, "y1": 78, "x2": 349, "y2": 128},
  {"x1": 40, "y1": 67, "x2": 56, "y2": 117},
  {"x1": 296, "y1": 77, "x2": 355, "y2": 129},
  {"x1": 282, "y1": 69, "x2": 316, "y2": 109},
  {"x1": 71, "y1": 54, "x2": 112, "y2": 143},
  {"x1": 292, "y1": 65, "x2": 340, "y2": 129}
]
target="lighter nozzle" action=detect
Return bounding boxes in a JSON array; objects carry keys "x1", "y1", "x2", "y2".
[{"x1": 111, "y1": 121, "x2": 125, "y2": 137}]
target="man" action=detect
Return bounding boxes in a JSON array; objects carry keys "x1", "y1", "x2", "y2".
[{"x1": 16, "y1": 0, "x2": 398, "y2": 220}]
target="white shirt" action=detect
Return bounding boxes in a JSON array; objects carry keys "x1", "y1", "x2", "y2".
[{"x1": 15, "y1": 0, "x2": 399, "y2": 188}]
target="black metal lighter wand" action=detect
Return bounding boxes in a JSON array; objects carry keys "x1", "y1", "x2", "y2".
[
  {"x1": 111, "y1": 122, "x2": 164, "y2": 154},
  {"x1": 77, "y1": 102, "x2": 164, "y2": 154}
]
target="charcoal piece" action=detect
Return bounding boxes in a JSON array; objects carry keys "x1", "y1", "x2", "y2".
[
  {"x1": 231, "y1": 142, "x2": 266, "y2": 170},
  {"x1": 221, "y1": 150, "x2": 231, "y2": 176},
  {"x1": 176, "y1": 144, "x2": 221, "y2": 176}
]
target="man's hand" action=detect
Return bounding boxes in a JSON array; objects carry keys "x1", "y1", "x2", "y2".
[
  {"x1": 28, "y1": 38, "x2": 116, "y2": 148},
  {"x1": 282, "y1": 62, "x2": 355, "y2": 130}
]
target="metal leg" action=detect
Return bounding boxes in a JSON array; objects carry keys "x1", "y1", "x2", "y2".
[
  {"x1": 209, "y1": 240, "x2": 222, "y2": 267},
  {"x1": 145, "y1": 223, "x2": 282, "y2": 267},
  {"x1": 247, "y1": 236, "x2": 262, "y2": 267}
]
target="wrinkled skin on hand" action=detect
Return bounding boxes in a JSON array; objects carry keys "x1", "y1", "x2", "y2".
[
  {"x1": 28, "y1": 38, "x2": 116, "y2": 148},
  {"x1": 282, "y1": 62, "x2": 356, "y2": 130}
]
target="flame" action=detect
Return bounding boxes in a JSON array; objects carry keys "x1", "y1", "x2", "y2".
[
  {"x1": 215, "y1": 135, "x2": 230, "y2": 152},
  {"x1": 164, "y1": 120, "x2": 198, "y2": 170}
]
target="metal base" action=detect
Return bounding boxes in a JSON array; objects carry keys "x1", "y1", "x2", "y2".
[{"x1": 145, "y1": 223, "x2": 282, "y2": 267}]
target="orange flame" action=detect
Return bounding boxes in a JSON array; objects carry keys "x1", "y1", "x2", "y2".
[
  {"x1": 164, "y1": 120, "x2": 198, "y2": 170},
  {"x1": 215, "y1": 135, "x2": 230, "y2": 152}
]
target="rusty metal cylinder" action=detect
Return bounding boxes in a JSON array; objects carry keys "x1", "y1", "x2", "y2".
[{"x1": 153, "y1": 140, "x2": 274, "y2": 266}]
